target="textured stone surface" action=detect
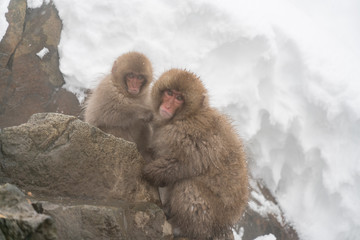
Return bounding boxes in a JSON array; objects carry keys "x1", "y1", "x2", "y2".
[
  {"x1": 0, "y1": 184, "x2": 173, "y2": 240},
  {"x1": 0, "y1": 183, "x2": 57, "y2": 240},
  {"x1": 0, "y1": 112, "x2": 159, "y2": 203},
  {"x1": 0, "y1": 113, "x2": 171, "y2": 239},
  {"x1": 38, "y1": 200, "x2": 172, "y2": 240}
]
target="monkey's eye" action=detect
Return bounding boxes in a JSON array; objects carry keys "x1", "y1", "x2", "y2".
[
  {"x1": 166, "y1": 89, "x2": 173, "y2": 96},
  {"x1": 176, "y1": 95, "x2": 184, "y2": 102},
  {"x1": 138, "y1": 75, "x2": 145, "y2": 81},
  {"x1": 127, "y1": 73, "x2": 135, "y2": 79}
]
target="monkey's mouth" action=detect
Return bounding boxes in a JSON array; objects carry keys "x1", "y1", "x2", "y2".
[
  {"x1": 159, "y1": 109, "x2": 173, "y2": 119},
  {"x1": 128, "y1": 87, "x2": 140, "y2": 95}
]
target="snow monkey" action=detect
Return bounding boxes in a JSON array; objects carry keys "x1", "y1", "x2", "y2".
[
  {"x1": 84, "y1": 51, "x2": 153, "y2": 158},
  {"x1": 142, "y1": 69, "x2": 249, "y2": 239}
]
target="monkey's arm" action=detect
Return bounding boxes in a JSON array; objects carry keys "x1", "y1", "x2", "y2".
[
  {"x1": 106, "y1": 103, "x2": 153, "y2": 127},
  {"x1": 89, "y1": 102, "x2": 153, "y2": 128},
  {"x1": 142, "y1": 156, "x2": 207, "y2": 187}
]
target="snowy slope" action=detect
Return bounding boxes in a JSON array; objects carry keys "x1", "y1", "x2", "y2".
[{"x1": 2, "y1": 0, "x2": 360, "y2": 239}]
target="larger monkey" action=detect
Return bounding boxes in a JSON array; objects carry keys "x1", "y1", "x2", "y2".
[
  {"x1": 84, "y1": 52, "x2": 153, "y2": 157},
  {"x1": 142, "y1": 69, "x2": 249, "y2": 239}
]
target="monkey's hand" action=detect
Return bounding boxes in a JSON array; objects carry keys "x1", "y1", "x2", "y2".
[
  {"x1": 131, "y1": 104, "x2": 153, "y2": 122},
  {"x1": 140, "y1": 108, "x2": 153, "y2": 122},
  {"x1": 142, "y1": 158, "x2": 178, "y2": 187}
]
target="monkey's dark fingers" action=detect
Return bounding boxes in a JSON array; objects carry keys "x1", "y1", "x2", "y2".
[{"x1": 142, "y1": 110, "x2": 153, "y2": 122}]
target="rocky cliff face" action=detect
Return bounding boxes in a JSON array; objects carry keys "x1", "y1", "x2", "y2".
[
  {"x1": 0, "y1": 0, "x2": 81, "y2": 128},
  {"x1": 0, "y1": 0, "x2": 299, "y2": 239}
]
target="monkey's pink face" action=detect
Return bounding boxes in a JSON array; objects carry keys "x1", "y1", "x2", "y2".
[
  {"x1": 126, "y1": 73, "x2": 145, "y2": 95},
  {"x1": 159, "y1": 89, "x2": 184, "y2": 119}
]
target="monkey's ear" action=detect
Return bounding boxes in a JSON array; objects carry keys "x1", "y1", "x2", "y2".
[
  {"x1": 201, "y1": 93, "x2": 208, "y2": 107},
  {"x1": 111, "y1": 60, "x2": 118, "y2": 74}
]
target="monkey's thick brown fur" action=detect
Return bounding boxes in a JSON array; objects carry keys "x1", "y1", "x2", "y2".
[
  {"x1": 84, "y1": 52, "x2": 153, "y2": 155},
  {"x1": 143, "y1": 69, "x2": 249, "y2": 239}
]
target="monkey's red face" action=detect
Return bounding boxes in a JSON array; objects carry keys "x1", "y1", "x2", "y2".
[
  {"x1": 126, "y1": 73, "x2": 145, "y2": 95},
  {"x1": 159, "y1": 89, "x2": 184, "y2": 119}
]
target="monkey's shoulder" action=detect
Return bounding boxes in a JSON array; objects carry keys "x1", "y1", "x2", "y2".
[
  {"x1": 154, "y1": 113, "x2": 222, "y2": 144},
  {"x1": 185, "y1": 109, "x2": 232, "y2": 134}
]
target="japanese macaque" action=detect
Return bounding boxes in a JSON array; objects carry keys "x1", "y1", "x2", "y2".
[
  {"x1": 84, "y1": 52, "x2": 153, "y2": 158},
  {"x1": 142, "y1": 69, "x2": 249, "y2": 239}
]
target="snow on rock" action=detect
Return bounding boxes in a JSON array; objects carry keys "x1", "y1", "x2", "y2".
[
  {"x1": 248, "y1": 179, "x2": 283, "y2": 225},
  {"x1": 254, "y1": 233, "x2": 277, "y2": 240},
  {"x1": 233, "y1": 227, "x2": 244, "y2": 240},
  {"x1": 36, "y1": 47, "x2": 49, "y2": 59}
]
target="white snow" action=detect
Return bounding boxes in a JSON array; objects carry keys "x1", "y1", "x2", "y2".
[
  {"x1": 2, "y1": 0, "x2": 360, "y2": 239},
  {"x1": 254, "y1": 233, "x2": 277, "y2": 240},
  {"x1": 248, "y1": 179, "x2": 283, "y2": 225},
  {"x1": 36, "y1": 47, "x2": 49, "y2": 59},
  {"x1": 233, "y1": 227, "x2": 244, "y2": 240}
]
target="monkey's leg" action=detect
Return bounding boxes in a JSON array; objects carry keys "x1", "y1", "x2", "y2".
[{"x1": 168, "y1": 180, "x2": 222, "y2": 239}]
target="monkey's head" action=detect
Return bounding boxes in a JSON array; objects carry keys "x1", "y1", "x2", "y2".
[
  {"x1": 111, "y1": 51, "x2": 153, "y2": 97},
  {"x1": 152, "y1": 69, "x2": 209, "y2": 121}
]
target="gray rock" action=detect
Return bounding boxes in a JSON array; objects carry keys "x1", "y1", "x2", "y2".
[
  {"x1": 0, "y1": 184, "x2": 172, "y2": 240},
  {"x1": 0, "y1": 183, "x2": 57, "y2": 240},
  {"x1": 0, "y1": 112, "x2": 159, "y2": 204},
  {"x1": 0, "y1": 113, "x2": 172, "y2": 239},
  {"x1": 37, "y1": 199, "x2": 172, "y2": 240}
]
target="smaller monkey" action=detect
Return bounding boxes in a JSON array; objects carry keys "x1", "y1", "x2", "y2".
[
  {"x1": 84, "y1": 52, "x2": 153, "y2": 157},
  {"x1": 143, "y1": 69, "x2": 249, "y2": 239}
]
